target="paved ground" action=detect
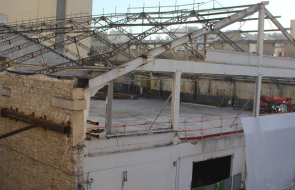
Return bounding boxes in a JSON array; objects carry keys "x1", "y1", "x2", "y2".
[
  {"x1": 87, "y1": 97, "x2": 252, "y2": 137},
  {"x1": 281, "y1": 184, "x2": 295, "y2": 190}
]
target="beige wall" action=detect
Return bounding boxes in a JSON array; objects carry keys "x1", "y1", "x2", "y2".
[
  {"x1": 0, "y1": 0, "x2": 93, "y2": 60},
  {"x1": 0, "y1": 0, "x2": 56, "y2": 23},
  {"x1": 66, "y1": 0, "x2": 92, "y2": 16},
  {"x1": 0, "y1": 0, "x2": 92, "y2": 23},
  {"x1": 0, "y1": 73, "x2": 86, "y2": 189}
]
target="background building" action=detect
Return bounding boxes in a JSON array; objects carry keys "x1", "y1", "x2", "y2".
[{"x1": 0, "y1": 0, "x2": 92, "y2": 22}]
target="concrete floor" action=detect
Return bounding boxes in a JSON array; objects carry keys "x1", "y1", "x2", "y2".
[
  {"x1": 281, "y1": 184, "x2": 295, "y2": 190},
  {"x1": 87, "y1": 97, "x2": 252, "y2": 138}
]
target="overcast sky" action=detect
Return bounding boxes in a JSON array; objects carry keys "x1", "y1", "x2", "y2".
[{"x1": 92, "y1": 0, "x2": 295, "y2": 30}]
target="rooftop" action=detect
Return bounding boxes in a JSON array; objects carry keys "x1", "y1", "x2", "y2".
[{"x1": 87, "y1": 97, "x2": 252, "y2": 139}]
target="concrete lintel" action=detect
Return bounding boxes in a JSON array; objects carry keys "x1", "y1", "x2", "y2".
[{"x1": 52, "y1": 96, "x2": 87, "y2": 110}]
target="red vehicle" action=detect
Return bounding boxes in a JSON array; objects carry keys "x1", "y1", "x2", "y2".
[{"x1": 260, "y1": 96, "x2": 292, "y2": 113}]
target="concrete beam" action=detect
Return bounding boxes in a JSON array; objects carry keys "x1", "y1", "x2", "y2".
[
  {"x1": 205, "y1": 49, "x2": 295, "y2": 69},
  {"x1": 52, "y1": 96, "x2": 87, "y2": 110},
  {"x1": 87, "y1": 58, "x2": 144, "y2": 96},
  {"x1": 136, "y1": 56, "x2": 295, "y2": 78},
  {"x1": 214, "y1": 4, "x2": 260, "y2": 30}
]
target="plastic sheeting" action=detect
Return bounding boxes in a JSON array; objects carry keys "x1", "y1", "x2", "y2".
[{"x1": 241, "y1": 113, "x2": 295, "y2": 190}]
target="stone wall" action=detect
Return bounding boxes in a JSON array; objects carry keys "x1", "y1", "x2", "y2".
[{"x1": 0, "y1": 72, "x2": 86, "y2": 189}]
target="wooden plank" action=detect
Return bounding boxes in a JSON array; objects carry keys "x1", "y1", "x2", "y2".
[{"x1": 87, "y1": 119, "x2": 99, "y2": 125}]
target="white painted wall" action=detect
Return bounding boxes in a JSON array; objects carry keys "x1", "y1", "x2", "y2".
[{"x1": 83, "y1": 133, "x2": 245, "y2": 190}]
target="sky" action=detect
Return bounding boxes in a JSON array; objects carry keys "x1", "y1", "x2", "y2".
[{"x1": 92, "y1": 0, "x2": 295, "y2": 30}]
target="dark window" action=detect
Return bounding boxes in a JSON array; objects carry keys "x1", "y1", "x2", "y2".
[{"x1": 191, "y1": 155, "x2": 231, "y2": 189}]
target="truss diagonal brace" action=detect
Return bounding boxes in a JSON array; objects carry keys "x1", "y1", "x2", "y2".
[
  {"x1": 215, "y1": 30, "x2": 245, "y2": 52},
  {"x1": 146, "y1": 14, "x2": 204, "y2": 59},
  {"x1": 264, "y1": 8, "x2": 295, "y2": 47},
  {"x1": 0, "y1": 124, "x2": 37, "y2": 140}
]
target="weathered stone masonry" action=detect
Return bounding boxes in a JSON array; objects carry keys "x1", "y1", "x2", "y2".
[{"x1": 0, "y1": 72, "x2": 86, "y2": 189}]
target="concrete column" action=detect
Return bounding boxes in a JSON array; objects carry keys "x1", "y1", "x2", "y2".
[
  {"x1": 203, "y1": 35, "x2": 207, "y2": 59},
  {"x1": 55, "y1": 0, "x2": 66, "y2": 52},
  {"x1": 171, "y1": 71, "x2": 181, "y2": 131},
  {"x1": 158, "y1": 76, "x2": 161, "y2": 96},
  {"x1": 106, "y1": 81, "x2": 113, "y2": 134},
  {"x1": 290, "y1": 20, "x2": 295, "y2": 39},
  {"x1": 56, "y1": 0, "x2": 66, "y2": 20},
  {"x1": 232, "y1": 80, "x2": 236, "y2": 97},
  {"x1": 253, "y1": 75, "x2": 262, "y2": 117},
  {"x1": 193, "y1": 80, "x2": 197, "y2": 100},
  {"x1": 253, "y1": 4, "x2": 265, "y2": 117}
]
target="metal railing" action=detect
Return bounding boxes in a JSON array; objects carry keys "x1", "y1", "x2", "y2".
[
  {"x1": 178, "y1": 115, "x2": 251, "y2": 140},
  {"x1": 86, "y1": 114, "x2": 252, "y2": 138}
]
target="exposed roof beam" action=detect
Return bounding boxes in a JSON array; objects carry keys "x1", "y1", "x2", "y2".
[
  {"x1": 264, "y1": 8, "x2": 295, "y2": 47},
  {"x1": 105, "y1": 16, "x2": 280, "y2": 27},
  {"x1": 86, "y1": 4, "x2": 261, "y2": 95},
  {"x1": 234, "y1": 28, "x2": 291, "y2": 33}
]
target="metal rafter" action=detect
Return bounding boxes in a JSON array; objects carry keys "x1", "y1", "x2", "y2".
[
  {"x1": 86, "y1": 4, "x2": 261, "y2": 94},
  {"x1": 41, "y1": 11, "x2": 200, "y2": 74},
  {"x1": 36, "y1": 7, "x2": 247, "y2": 74},
  {"x1": 264, "y1": 8, "x2": 295, "y2": 48},
  {"x1": 33, "y1": 14, "x2": 141, "y2": 74},
  {"x1": 145, "y1": 13, "x2": 204, "y2": 59},
  {"x1": 194, "y1": 10, "x2": 245, "y2": 52},
  {"x1": 103, "y1": 16, "x2": 166, "y2": 59},
  {"x1": 0, "y1": 17, "x2": 91, "y2": 57},
  {"x1": 214, "y1": 30, "x2": 245, "y2": 52},
  {"x1": 0, "y1": 16, "x2": 93, "y2": 35}
]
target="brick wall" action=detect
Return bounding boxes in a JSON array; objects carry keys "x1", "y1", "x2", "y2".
[{"x1": 0, "y1": 73, "x2": 86, "y2": 189}]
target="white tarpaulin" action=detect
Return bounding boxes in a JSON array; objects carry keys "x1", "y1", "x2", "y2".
[{"x1": 241, "y1": 113, "x2": 295, "y2": 190}]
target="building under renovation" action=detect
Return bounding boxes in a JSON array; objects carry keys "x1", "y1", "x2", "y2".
[{"x1": 1, "y1": 1, "x2": 295, "y2": 190}]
